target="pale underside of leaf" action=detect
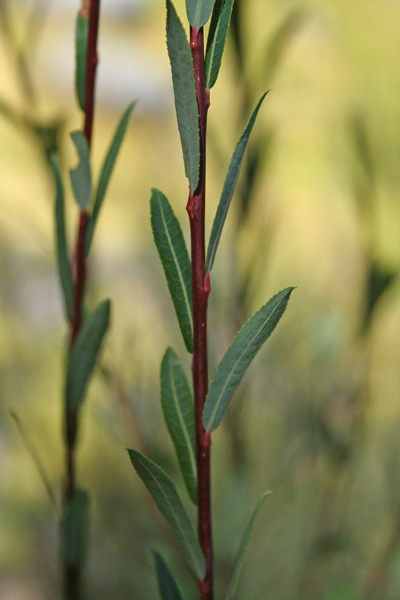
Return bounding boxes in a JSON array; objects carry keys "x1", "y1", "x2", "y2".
[
  {"x1": 186, "y1": 0, "x2": 216, "y2": 28},
  {"x1": 206, "y1": 91, "x2": 269, "y2": 272},
  {"x1": 69, "y1": 130, "x2": 92, "y2": 211},
  {"x1": 161, "y1": 347, "x2": 197, "y2": 503},
  {"x1": 203, "y1": 287, "x2": 293, "y2": 431},
  {"x1": 75, "y1": 13, "x2": 88, "y2": 111},
  {"x1": 128, "y1": 450, "x2": 206, "y2": 578},
  {"x1": 151, "y1": 189, "x2": 193, "y2": 352},
  {"x1": 225, "y1": 492, "x2": 270, "y2": 600},
  {"x1": 166, "y1": 0, "x2": 200, "y2": 192}
]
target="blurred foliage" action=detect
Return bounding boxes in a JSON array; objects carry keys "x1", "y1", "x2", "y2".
[{"x1": 1, "y1": 0, "x2": 400, "y2": 599}]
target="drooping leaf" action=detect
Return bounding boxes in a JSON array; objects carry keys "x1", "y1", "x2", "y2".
[
  {"x1": 75, "y1": 12, "x2": 88, "y2": 111},
  {"x1": 50, "y1": 155, "x2": 74, "y2": 322},
  {"x1": 151, "y1": 189, "x2": 193, "y2": 353},
  {"x1": 225, "y1": 492, "x2": 270, "y2": 600},
  {"x1": 203, "y1": 287, "x2": 293, "y2": 431},
  {"x1": 128, "y1": 450, "x2": 206, "y2": 578},
  {"x1": 161, "y1": 347, "x2": 197, "y2": 503},
  {"x1": 206, "y1": 92, "x2": 269, "y2": 272},
  {"x1": 61, "y1": 489, "x2": 89, "y2": 568},
  {"x1": 154, "y1": 552, "x2": 185, "y2": 600},
  {"x1": 186, "y1": 0, "x2": 216, "y2": 27},
  {"x1": 66, "y1": 299, "x2": 110, "y2": 411},
  {"x1": 70, "y1": 131, "x2": 92, "y2": 211},
  {"x1": 205, "y1": 0, "x2": 235, "y2": 89},
  {"x1": 166, "y1": 0, "x2": 200, "y2": 192},
  {"x1": 85, "y1": 100, "x2": 137, "y2": 255}
]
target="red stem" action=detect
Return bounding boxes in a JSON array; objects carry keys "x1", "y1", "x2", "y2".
[
  {"x1": 63, "y1": 2, "x2": 101, "y2": 598},
  {"x1": 188, "y1": 26, "x2": 213, "y2": 600}
]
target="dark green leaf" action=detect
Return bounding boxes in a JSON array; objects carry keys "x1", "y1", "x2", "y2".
[
  {"x1": 203, "y1": 288, "x2": 293, "y2": 431},
  {"x1": 62, "y1": 489, "x2": 89, "y2": 568},
  {"x1": 151, "y1": 189, "x2": 193, "y2": 353},
  {"x1": 50, "y1": 155, "x2": 73, "y2": 322},
  {"x1": 66, "y1": 299, "x2": 110, "y2": 411},
  {"x1": 205, "y1": 0, "x2": 235, "y2": 89},
  {"x1": 166, "y1": 0, "x2": 200, "y2": 192},
  {"x1": 85, "y1": 100, "x2": 137, "y2": 255},
  {"x1": 206, "y1": 92, "x2": 269, "y2": 272},
  {"x1": 154, "y1": 552, "x2": 185, "y2": 600},
  {"x1": 75, "y1": 13, "x2": 88, "y2": 111},
  {"x1": 70, "y1": 131, "x2": 92, "y2": 211},
  {"x1": 225, "y1": 492, "x2": 270, "y2": 600},
  {"x1": 186, "y1": 0, "x2": 216, "y2": 27},
  {"x1": 128, "y1": 450, "x2": 206, "y2": 578},
  {"x1": 161, "y1": 347, "x2": 197, "y2": 503}
]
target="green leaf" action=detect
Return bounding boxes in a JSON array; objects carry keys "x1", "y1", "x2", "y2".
[
  {"x1": 70, "y1": 131, "x2": 92, "y2": 211},
  {"x1": 62, "y1": 489, "x2": 89, "y2": 568},
  {"x1": 85, "y1": 100, "x2": 137, "y2": 256},
  {"x1": 203, "y1": 287, "x2": 293, "y2": 431},
  {"x1": 205, "y1": 0, "x2": 235, "y2": 90},
  {"x1": 50, "y1": 155, "x2": 74, "y2": 322},
  {"x1": 166, "y1": 0, "x2": 200, "y2": 192},
  {"x1": 75, "y1": 13, "x2": 88, "y2": 111},
  {"x1": 128, "y1": 450, "x2": 206, "y2": 578},
  {"x1": 154, "y1": 552, "x2": 185, "y2": 600},
  {"x1": 225, "y1": 492, "x2": 270, "y2": 600},
  {"x1": 206, "y1": 92, "x2": 269, "y2": 272},
  {"x1": 161, "y1": 347, "x2": 197, "y2": 504},
  {"x1": 151, "y1": 189, "x2": 193, "y2": 353},
  {"x1": 66, "y1": 299, "x2": 110, "y2": 411},
  {"x1": 186, "y1": 0, "x2": 216, "y2": 27}
]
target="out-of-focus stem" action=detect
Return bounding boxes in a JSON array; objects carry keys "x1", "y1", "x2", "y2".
[{"x1": 187, "y1": 26, "x2": 213, "y2": 600}]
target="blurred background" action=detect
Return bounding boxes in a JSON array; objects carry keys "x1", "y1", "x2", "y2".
[{"x1": 1, "y1": 0, "x2": 400, "y2": 598}]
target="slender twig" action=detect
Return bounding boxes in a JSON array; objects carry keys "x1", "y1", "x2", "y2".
[
  {"x1": 63, "y1": 1, "x2": 101, "y2": 598},
  {"x1": 187, "y1": 25, "x2": 213, "y2": 600}
]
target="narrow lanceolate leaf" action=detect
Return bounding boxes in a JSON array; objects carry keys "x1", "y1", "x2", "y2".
[
  {"x1": 62, "y1": 489, "x2": 89, "y2": 568},
  {"x1": 50, "y1": 155, "x2": 74, "y2": 322},
  {"x1": 66, "y1": 300, "x2": 110, "y2": 411},
  {"x1": 203, "y1": 287, "x2": 293, "y2": 431},
  {"x1": 128, "y1": 450, "x2": 206, "y2": 579},
  {"x1": 154, "y1": 552, "x2": 185, "y2": 600},
  {"x1": 151, "y1": 189, "x2": 193, "y2": 352},
  {"x1": 166, "y1": 0, "x2": 200, "y2": 192},
  {"x1": 206, "y1": 92, "x2": 269, "y2": 272},
  {"x1": 225, "y1": 492, "x2": 270, "y2": 600},
  {"x1": 205, "y1": 0, "x2": 235, "y2": 90},
  {"x1": 85, "y1": 100, "x2": 137, "y2": 255},
  {"x1": 186, "y1": 0, "x2": 216, "y2": 27},
  {"x1": 75, "y1": 13, "x2": 88, "y2": 111},
  {"x1": 70, "y1": 131, "x2": 92, "y2": 211},
  {"x1": 161, "y1": 347, "x2": 197, "y2": 504}
]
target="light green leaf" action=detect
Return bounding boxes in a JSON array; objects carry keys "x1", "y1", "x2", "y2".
[
  {"x1": 186, "y1": 0, "x2": 216, "y2": 27},
  {"x1": 166, "y1": 0, "x2": 200, "y2": 192},
  {"x1": 128, "y1": 450, "x2": 206, "y2": 579},
  {"x1": 205, "y1": 0, "x2": 235, "y2": 90},
  {"x1": 75, "y1": 13, "x2": 88, "y2": 111},
  {"x1": 225, "y1": 492, "x2": 270, "y2": 600},
  {"x1": 61, "y1": 489, "x2": 89, "y2": 568},
  {"x1": 151, "y1": 189, "x2": 193, "y2": 353},
  {"x1": 154, "y1": 552, "x2": 185, "y2": 600},
  {"x1": 85, "y1": 100, "x2": 137, "y2": 255},
  {"x1": 206, "y1": 92, "x2": 269, "y2": 272},
  {"x1": 161, "y1": 347, "x2": 197, "y2": 504},
  {"x1": 66, "y1": 299, "x2": 110, "y2": 411},
  {"x1": 50, "y1": 155, "x2": 73, "y2": 322},
  {"x1": 70, "y1": 131, "x2": 92, "y2": 211},
  {"x1": 203, "y1": 288, "x2": 293, "y2": 431}
]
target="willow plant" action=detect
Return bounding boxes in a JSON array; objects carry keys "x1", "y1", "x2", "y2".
[
  {"x1": 127, "y1": 2, "x2": 293, "y2": 599},
  {"x1": 51, "y1": 2, "x2": 135, "y2": 598}
]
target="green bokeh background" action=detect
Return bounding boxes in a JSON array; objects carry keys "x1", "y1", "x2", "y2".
[{"x1": 1, "y1": 0, "x2": 400, "y2": 598}]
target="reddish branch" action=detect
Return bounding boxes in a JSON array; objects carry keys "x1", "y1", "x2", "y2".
[
  {"x1": 63, "y1": 2, "x2": 101, "y2": 598},
  {"x1": 188, "y1": 26, "x2": 213, "y2": 600}
]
